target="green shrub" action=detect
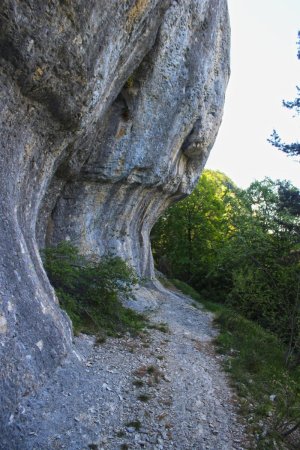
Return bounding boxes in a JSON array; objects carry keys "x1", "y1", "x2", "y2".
[
  {"x1": 152, "y1": 173, "x2": 300, "y2": 362},
  {"x1": 173, "y1": 279, "x2": 300, "y2": 448},
  {"x1": 214, "y1": 309, "x2": 300, "y2": 448},
  {"x1": 43, "y1": 242, "x2": 145, "y2": 337},
  {"x1": 170, "y1": 278, "x2": 224, "y2": 313}
]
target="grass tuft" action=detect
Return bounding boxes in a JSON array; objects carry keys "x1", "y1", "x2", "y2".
[
  {"x1": 148, "y1": 322, "x2": 170, "y2": 333},
  {"x1": 170, "y1": 278, "x2": 225, "y2": 313},
  {"x1": 137, "y1": 394, "x2": 151, "y2": 402},
  {"x1": 132, "y1": 379, "x2": 144, "y2": 388},
  {"x1": 125, "y1": 420, "x2": 141, "y2": 431}
]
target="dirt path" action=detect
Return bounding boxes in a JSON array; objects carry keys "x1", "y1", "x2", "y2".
[{"x1": 3, "y1": 287, "x2": 248, "y2": 450}]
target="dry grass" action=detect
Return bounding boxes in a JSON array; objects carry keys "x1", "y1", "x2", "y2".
[
  {"x1": 127, "y1": 0, "x2": 149, "y2": 31},
  {"x1": 116, "y1": 126, "x2": 127, "y2": 139},
  {"x1": 133, "y1": 364, "x2": 165, "y2": 386},
  {"x1": 133, "y1": 365, "x2": 149, "y2": 377},
  {"x1": 193, "y1": 339, "x2": 214, "y2": 355}
]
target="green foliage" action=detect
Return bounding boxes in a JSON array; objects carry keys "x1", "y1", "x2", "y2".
[
  {"x1": 125, "y1": 420, "x2": 141, "y2": 431},
  {"x1": 147, "y1": 322, "x2": 169, "y2": 333},
  {"x1": 173, "y1": 280, "x2": 300, "y2": 448},
  {"x1": 132, "y1": 379, "x2": 144, "y2": 387},
  {"x1": 169, "y1": 278, "x2": 223, "y2": 313},
  {"x1": 153, "y1": 173, "x2": 300, "y2": 447},
  {"x1": 170, "y1": 277, "x2": 202, "y2": 300},
  {"x1": 151, "y1": 169, "x2": 239, "y2": 301},
  {"x1": 152, "y1": 172, "x2": 300, "y2": 362},
  {"x1": 221, "y1": 179, "x2": 300, "y2": 361},
  {"x1": 137, "y1": 393, "x2": 151, "y2": 402},
  {"x1": 43, "y1": 242, "x2": 145, "y2": 337},
  {"x1": 152, "y1": 164, "x2": 300, "y2": 447},
  {"x1": 214, "y1": 308, "x2": 300, "y2": 449}
]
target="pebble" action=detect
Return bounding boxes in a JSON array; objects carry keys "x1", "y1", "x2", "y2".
[{"x1": 8, "y1": 288, "x2": 248, "y2": 450}]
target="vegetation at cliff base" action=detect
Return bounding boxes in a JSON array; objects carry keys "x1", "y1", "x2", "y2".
[{"x1": 43, "y1": 242, "x2": 145, "y2": 338}]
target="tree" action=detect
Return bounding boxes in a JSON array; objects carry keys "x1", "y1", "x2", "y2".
[
  {"x1": 220, "y1": 179, "x2": 300, "y2": 362},
  {"x1": 268, "y1": 31, "x2": 300, "y2": 157},
  {"x1": 152, "y1": 173, "x2": 300, "y2": 361},
  {"x1": 151, "y1": 170, "x2": 239, "y2": 299}
]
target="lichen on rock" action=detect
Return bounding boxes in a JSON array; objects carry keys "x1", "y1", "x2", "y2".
[{"x1": 0, "y1": 0, "x2": 230, "y2": 432}]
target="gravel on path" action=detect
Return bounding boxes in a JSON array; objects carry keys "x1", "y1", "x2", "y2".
[{"x1": 2, "y1": 286, "x2": 248, "y2": 450}]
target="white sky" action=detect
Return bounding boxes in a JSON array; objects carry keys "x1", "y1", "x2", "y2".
[{"x1": 206, "y1": 0, "x2": 300, "y2": 188}]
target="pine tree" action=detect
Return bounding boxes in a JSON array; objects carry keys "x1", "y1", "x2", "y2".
[{"x1": 268, "y1": 31, "x2": 300, "y2": 156}]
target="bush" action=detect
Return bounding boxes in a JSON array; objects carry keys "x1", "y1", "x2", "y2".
[
  {"x1": 43, "y1": 242, "x2": 145, "y2": 337},
  {"x1": 173, "y1": 279, "x2": 300, "y2": 448},
  {"x1": 215, "y1": 309, "x2": 300, "y2": 449},
  {"x1": 152, "y1": 174, "x2": 300, "y2": 362}
]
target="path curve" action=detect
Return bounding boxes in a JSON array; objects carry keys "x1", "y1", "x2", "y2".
[{"x1": 2, "y1": 287, "x2": 247, "y2": 450}]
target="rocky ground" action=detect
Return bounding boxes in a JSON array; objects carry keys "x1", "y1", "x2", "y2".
[{"x1": 4, "y1": 287, "x2": 248, "y2": 450}]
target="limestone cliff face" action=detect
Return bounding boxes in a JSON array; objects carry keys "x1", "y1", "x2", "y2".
[{"x1": 0, "y1": 0, "x2": 230, "y2": 425}]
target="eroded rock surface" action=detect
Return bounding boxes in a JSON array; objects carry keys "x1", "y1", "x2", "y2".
[{"x1": 0, "y1": 0, "x2": 230, "y2": 431}]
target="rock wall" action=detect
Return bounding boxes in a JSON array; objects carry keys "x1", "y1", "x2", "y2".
[{"x1": 0, "y1": 0, "x2": 230, "y2": 427}]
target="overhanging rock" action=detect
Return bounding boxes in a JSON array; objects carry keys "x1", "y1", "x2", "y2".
[{"x1": 0, "y1": 0, "x2": 230, "y2": 427}]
